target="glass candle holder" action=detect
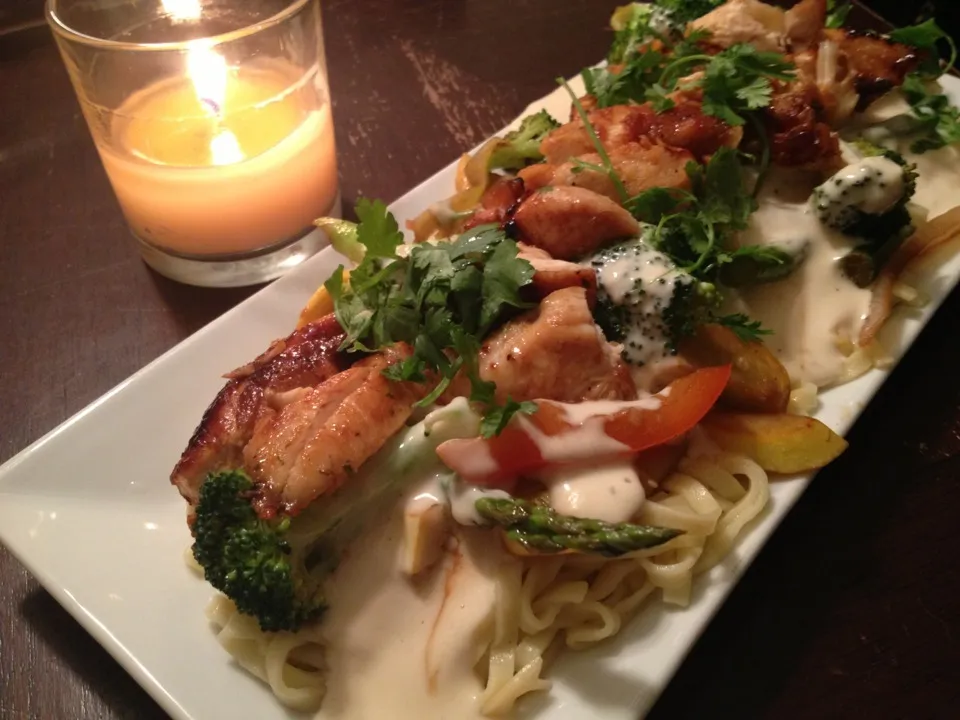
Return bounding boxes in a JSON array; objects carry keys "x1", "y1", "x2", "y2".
[{"x1": 47, "y1": 0, "x2": 340, "y2": 287}]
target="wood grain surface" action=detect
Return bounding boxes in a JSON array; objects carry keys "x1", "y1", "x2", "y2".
[{"x1": 1, "y1": 1, "x2": 958, "y2": 718}]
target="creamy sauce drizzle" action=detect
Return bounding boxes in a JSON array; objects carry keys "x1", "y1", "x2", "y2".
[
  {"x1": 731, "y1": 170, "x2": 872, "y2": 387},
  {"x1": 322, "y1": 489, "x2": 504, "y2": 719},
  {"x1": 852, "y1": 90, "x2": 960, "y2": 218},
  {"x1": 811, "y1": 156, "x2": 905, "y2": 225},
  {"x1": 541, "y1": 458, "x2": 645, "y2": 523},
  {"x1": 588, "y1": 237, "x2": 688, "y2": 366}
]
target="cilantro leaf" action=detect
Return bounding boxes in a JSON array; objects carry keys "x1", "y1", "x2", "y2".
[
  {"x1": 714, "y1": 313, "x2": 772, "y2": 342},
  {"x1": 480, "y1": 398, "x2": 538, "y2": 439},
  {"x1": 560, "y1": 79, "x2": 630, "y2": 202},
  {"x1": 825, "y1": 0, "x2": 851, "y2": 29},
  {"x1": 890, "y1": 19, "x2": 957, "y2": 78},
  {"x1": 480, "y1": 239, "x2": 536, "y2": 332},
  {"x1": 900, "y1": 73, "x2": 960, "y2": 153},
  {"x1": 321, "y1": 205, "x2": 536, "y2": 435},
  {"x1": 355, "y1": 198, "x2": 403, "y2": 259},
  {"x1": 694, "y1": 44, "x2": 795, "y2": 126},
  {"x1": 644, "y1": 147, "x2": 759, "y2": 279},
  {"x1": 626, "y1": 187, "x2": 684, "y2": 223}
]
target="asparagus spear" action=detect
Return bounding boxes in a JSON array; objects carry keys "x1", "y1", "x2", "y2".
[{"x1": 475, "y1": 497, "x2": 682, "y2": 557}]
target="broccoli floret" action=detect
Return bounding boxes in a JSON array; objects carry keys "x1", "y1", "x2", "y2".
[
  {"x1": 589, "y1": 237, "x2": 717, "y2": 364},
  {"x1": 811, "y1": 150, "x2": 917, "y2": 241},
  {"x1": 488, "y1": 110, "x2": 560, "y2": 171},
  {"x1": 192, "y1": 470, "x2": 325, "y2": 633},
  {"x1": 813, "y1": 142, "x2": 918, "y2": 285}
]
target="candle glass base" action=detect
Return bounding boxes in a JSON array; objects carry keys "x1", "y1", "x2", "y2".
[
  {"x1": 48, "y1": 0, "x2": 341, "y2": 288},
  {"x1": 136, "y1": 193, "x2": 340, "y2": 288}
]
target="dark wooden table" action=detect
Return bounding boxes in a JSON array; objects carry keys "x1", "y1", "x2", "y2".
[{"x1": 2, "y1": 1, "x2": 959, "y2": 718}]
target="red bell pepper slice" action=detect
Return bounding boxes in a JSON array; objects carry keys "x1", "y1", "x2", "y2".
[{"x1": 436, "y1": 365, "x2": 731, "y2": 489}]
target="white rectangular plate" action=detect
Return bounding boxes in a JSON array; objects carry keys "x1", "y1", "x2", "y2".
[{"x1": 2, "y1": 76, "x2": 960, "y2": 720}]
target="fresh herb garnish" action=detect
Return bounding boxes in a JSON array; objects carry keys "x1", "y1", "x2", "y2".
[
  {"x1": 324, "y1": 202, "x2": 537, "y2": 436},
  {"x1": 889, "y1": 19, "x2": 957, "y2": 77},
  {"x1": 714, "y1": 313, "x2": 772, "y2": 342},
  {"x1": 586, "y1": 28, "x2": 709, "y2": 109},
  {"x1": 480, "y1": 398, "x2": 539, "y2": 438},
  {"x1": 878, "y1": 19, "x2": 960, "y2": 154},
  {"x1": 899, "y1": 73, "x2": 960, "y2": 153},
  {"x1": 657, "y1": 44, "x2": 796, "y2": 126},
  {"x1": 606, "y1": 3, "x2": 668, "y2": 65},
  {"x1": 825, "y1": 0, "x2": 851, "y2": 29},
  {"x1": 560, "y1": 78, "x2": 630, "y2": 202},
  {"x1": 628, "y1": 147, "x2": 763, "y2": 284}
]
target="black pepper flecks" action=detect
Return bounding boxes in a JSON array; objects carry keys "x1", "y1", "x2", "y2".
[{"x1": 589, "y1": 239, "x2": 692, "y2": 367}]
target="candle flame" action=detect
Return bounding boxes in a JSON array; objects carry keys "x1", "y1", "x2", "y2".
[
  {"x1": 185, "y1": 43, "x2": 245, "y2": 164},
  {"x1": 186, "y1": 44, "x2": 228, "y2": 115},
  {"x1": 161, "y1": 0, "x2": 202, "y2": 21}
]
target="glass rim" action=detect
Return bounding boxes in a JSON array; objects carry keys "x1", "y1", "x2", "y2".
[{"x1": 45, "y1": 0, "x2": 313, "y2": 52}]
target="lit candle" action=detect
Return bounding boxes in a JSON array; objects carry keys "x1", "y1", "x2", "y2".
[{"x1": 96, "y1": 44, "x2": 339, "y2": 256}]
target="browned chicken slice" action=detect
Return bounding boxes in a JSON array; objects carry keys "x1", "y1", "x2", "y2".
[
  {"x1": 784, "y1": 0, "x2": 825, "y2": 50},
  {"x1": 512, "y1": 186, "x2": 639, "y2": 261},
  {"x1": 824, "y1": 28, "x2": 920, "y2": 109},
  {"x1": 517, "y1": 242, "x2": 598, "y2": 306},
  {"x1": 690, "y1": 0, "x2": 787, "y2": 53},
  {"x1": 461, "y1": 177, "x2": 525, "y2": 231},
  {"x1": 246, "y1": 345, "x2": 426, "y2": 517},
  {"x1": 520, "y1": 140, "x2": 692, "y2": 202},
  {"x1": 761, "y1": 81, "x2": 842, "y2": 171},
  {"x1": 243, "y1": 367, "x2": 369, "y2": 503},
  {"x1": 449, "y1": 286, "x2": 635, "y2": 403},
  {"x1": 541, "y1": 101, "x2": 741, "y2": 165},
  {"x1": 170, "y1": 314, "x2": 348, "y2": 507}
]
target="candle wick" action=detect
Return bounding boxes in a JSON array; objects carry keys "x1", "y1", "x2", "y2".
[{"x1": 200, "y1": 97, "x2": 221, "y2": 115}]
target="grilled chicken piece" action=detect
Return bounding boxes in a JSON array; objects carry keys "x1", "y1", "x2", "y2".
[
  {"x1": 170, "y1": 314, "x2": 348, "y2": 507},
  {"x1": 462, "y1": 177, "x2": 525, "y2": 231},
  {"x1": 476, "y1": 286, "x2": 635, "y2": 403},
  {"x1": 520, "y1": 140, "x2": 693, "y2": 202},
  {"x1": 541, "y1": 102, "x2": 740, "y2": 165},
  {"x1": 762, "y1": 82, "x2": 843, "y2": 171},
  {"x1": 824, "y1": 29, "x2": 920, "y2": 109},
  {"x1": 690, "y1": 0, "x2": 787, "y2": 54},
  {"x1": 784, "y1": 0, "x2": 825, "y2": 50},
  {"x1": 517, "y1": 242, "x2": 598, "y2": 306},
  {"x1": 246, "y1": 345, "x2": 426, "y2": 517},
  {"x1": 512, "y1": 186, "x2": 639, "y2": 261}
]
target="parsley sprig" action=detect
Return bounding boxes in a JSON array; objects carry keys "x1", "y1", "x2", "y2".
[
  {"x1": 560, "y1": 79, "x2": 782, "y2": 289},
  {"x1": 889, "y1": 19, "x2": 957, "y2": 78},
  {"x1": 649, "y1": 44, "x2": 795, "y2": 126},
  {"x1": 633, "y1": 147, "x2": 760, "y2": 275},
  {"x1": 899, "y1": 74, "x2": 960, "y2": 153},
  {"x1": 715, "y1": 313, "x2": 772, "y2": 342},
  {"x1": 825, "y1": 0, "x2": 851, "y2": 29},
  {"x1": 885, "y1": 20, "x2": 960, "y2": 153},
  {"x1": 324, "y1": 200, "x2": 538, "y2": 436}
]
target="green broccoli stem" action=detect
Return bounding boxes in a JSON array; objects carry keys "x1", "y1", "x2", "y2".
[{"x1": 475, "y1": 497, "x2": 682, "y2": 557}]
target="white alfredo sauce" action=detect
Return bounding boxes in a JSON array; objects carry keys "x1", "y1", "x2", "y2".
[
  {"x1": 589, "y1": 237, "x2": 692, "y2": 367},
  {"x1": 730, "y1": 169, "x2": 872, "y2": 387},
  {"x1": 811, "y1": 156, "x2": 906, "y2": 227},
  {"x1": 852, "y1": 89, "x2": 960, "y2": 217},
  {"x1": 541, "y1": 459, "x2": 646, "y2": 524}
]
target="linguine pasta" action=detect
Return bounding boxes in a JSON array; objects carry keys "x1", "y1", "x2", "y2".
[
  {"x1": 191, "y1": 449, "x2": 768, "y2": 716},
  {"x1": 206, "y1": 595, "x2": 328, "y2": 711},
  {"x1": 478, "y1": 451, "x2": 769, "y2": 715}
]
